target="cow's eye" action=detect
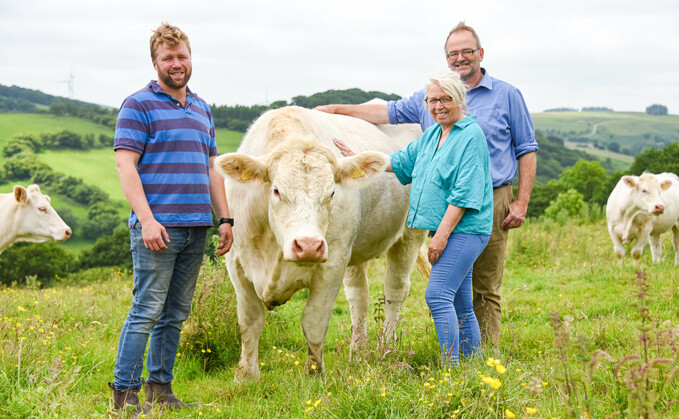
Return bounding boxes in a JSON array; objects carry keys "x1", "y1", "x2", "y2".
[
  {"x1": 641, "y1": 189, "x2": 648, "y2": 194},
  {"x1": 272, "y1": 186, "x2": 281, "y2": 199},
  {"x1": 38, "y1": 207, "x2": 47, "y2": 213}
]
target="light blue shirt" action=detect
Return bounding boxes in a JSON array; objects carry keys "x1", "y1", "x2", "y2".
[
  {"x1": 390, "y1": 115, "x2": 493, "y2": 235},
  {"x1": 387, "y1": 68, "x2": 537, "y2": 187}
]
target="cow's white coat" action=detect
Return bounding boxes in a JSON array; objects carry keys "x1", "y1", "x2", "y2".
[
  {"x1": 0, "y1": 184, "x2": 72, "y2": 253},
  {"x1": 216, "y1": 106, "x2": 426, "y2": 380},
  {"x1": 606, "y1": 172, "x2": 679, "y2": 264}
]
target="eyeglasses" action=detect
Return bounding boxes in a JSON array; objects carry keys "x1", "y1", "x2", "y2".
[
  {"x1": 425, "y1": 96, "x2": 453, "y2": 106},
  {"x1": 446, "y1": 48, "x2": 480, "y2": 59}
]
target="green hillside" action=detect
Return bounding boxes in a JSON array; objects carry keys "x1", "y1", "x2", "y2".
[
  {"x1": 533, "y1": 111, "x2": 679, "y2": 157},
  {"x1": 0, "y1": 113, "x2": 113, "y2": 149}
]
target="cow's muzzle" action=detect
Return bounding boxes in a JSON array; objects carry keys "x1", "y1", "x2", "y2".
[{"x1": 290, "y1": 237, "x2": 327, "y2": 262}]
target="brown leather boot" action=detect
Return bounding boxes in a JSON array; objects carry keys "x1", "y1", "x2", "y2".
[
  {"x1": 143, "y1": 381, "x2": 199, "y2": 410},
  {"x1": 108, "y1": 382, "x2": 147, "y2": 416}
]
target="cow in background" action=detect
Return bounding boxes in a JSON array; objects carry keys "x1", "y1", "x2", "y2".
[
  {"x1": 0, "y1": 184, "x2": 72, "y2": 253},
  {"x1": 215, "y1": 106, "x2": 427, "y2": 381},
  {"x1": 606, "y1": 172, "x2": 679, "y2": 265}
]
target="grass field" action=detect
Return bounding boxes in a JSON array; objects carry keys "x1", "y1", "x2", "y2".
[
  {"x1": 0, "y1": 113, "x2": 113, "y2": 150},
  {"x1": 532, "y1": 111, "x2": 679, "y2": 156},
  {"x1": 1, "y1": 216, "x2": 678, "y2": 417}
]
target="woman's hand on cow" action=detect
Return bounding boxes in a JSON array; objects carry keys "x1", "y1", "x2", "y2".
[
  {"x1": 142, "y1": 219, "x2": 170, "y2": 252},
  {"x1": 428, "y1": 232, "x2": 448, "y2": 265},
  {"x1": 333, "y1": 138, "x2": 355, "y2": 157},
  {"x1": 216, "y1": 223, "x2": 234, "y2": 257}
]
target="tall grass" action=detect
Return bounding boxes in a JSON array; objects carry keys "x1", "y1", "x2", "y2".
[{"x1": 0, "y1": 217, "x2": 677, "y2": 417}]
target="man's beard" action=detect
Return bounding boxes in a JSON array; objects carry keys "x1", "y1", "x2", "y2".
[{"x1": 159, "y1": 68, "x2": 192, "y2": 90}]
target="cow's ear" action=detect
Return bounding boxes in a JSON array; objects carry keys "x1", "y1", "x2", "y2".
[
  {"x1": 13, "y1": 185, "x2": 28, "y2": 204},
  {"x1": 660, "y1": 180, "x2": 672, "y2": 190},
  {"x1": 336, "y1": 151, "x2": 388, "y2": 185},
  {"x1": 215, "y1": 153, "x2": 269, "y2": 183},
  {"x1": 622, "y1": 176, "x2": 637, "y2": 188}
]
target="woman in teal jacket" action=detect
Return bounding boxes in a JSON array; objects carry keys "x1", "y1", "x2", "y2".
[{"x1": 335, "y1": 71, "x2": 493, "y2": 365}]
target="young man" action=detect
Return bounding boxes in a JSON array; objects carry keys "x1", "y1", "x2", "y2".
[
  {"x1": 316, "y1": 21, "x2": 538, "y2": 349},
  {"x1": 109, "y1": 23, "x2": 233, "y2": 413}
]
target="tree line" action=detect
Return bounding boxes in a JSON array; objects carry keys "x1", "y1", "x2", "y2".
[{"x1": 211, "y1": 88, "x2": 401, "y2": 132}]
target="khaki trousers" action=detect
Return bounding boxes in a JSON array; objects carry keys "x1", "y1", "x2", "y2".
[{"x1": 472, "y1": 185, "x2": 512, "y2": 349}]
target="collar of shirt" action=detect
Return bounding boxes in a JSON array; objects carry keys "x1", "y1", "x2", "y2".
[
  {"x1": 471, "y1": 68, "x2": 493, "y2": 92},
  {"x1": 148, "y1": 80, "x2": 196, "y2": 102},
  {"x1": 453, "y1": 114, "x2": 477, "y2": 130}
]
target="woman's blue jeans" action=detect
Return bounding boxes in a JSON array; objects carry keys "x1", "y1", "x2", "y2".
[
  {"x1": 113, "y1": 225, "x2": 207, "y2": 389},
  {"x1": 425, "y1": 233, "x2": 490, "y2": 365}
]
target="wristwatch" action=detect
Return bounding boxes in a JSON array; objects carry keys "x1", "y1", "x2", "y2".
[{"x1": 218, "y1": 217, "x2": 234, "y2": 226}]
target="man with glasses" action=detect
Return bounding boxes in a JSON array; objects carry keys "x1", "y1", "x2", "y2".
[{"x1": 316, "y1": 21, "x2": 537, "y2": 350}]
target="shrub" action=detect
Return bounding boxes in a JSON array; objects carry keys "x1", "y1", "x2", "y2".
[
  {"x1": 543, "y1": 189, "x2": 586, "y2": 222},
  {"x1": 77, "y1": 227, "x2": 131, "y2": 270},
  {"x1": 0, "y1": 242, "x2": 75, "y2": 286}
]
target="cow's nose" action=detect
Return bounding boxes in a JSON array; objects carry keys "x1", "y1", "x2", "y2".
[
  {"x1": 653, "y1": 204, "x2": 665, "y2": 214},
  {"x1": 291, "y1": 237, "x2": 326, "y2": 261},
  {"x1": 63, "y1": 228, "x2": 72, "y2": 239}
]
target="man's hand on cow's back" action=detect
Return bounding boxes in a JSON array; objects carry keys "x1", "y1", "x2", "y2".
[
  {"x1": 500, "y1": 200, "x2": 528, "y2": 230},
  {"x1": 142, "y1": 219, "x2": 170, "y2": 251},
  {"x1": 216, "y1": 223, "x2": 233, "y2": 257}
]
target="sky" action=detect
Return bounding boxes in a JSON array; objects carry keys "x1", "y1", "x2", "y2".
[{"x1": 1, "y1": 0, "x2": 678, "y2": 114}]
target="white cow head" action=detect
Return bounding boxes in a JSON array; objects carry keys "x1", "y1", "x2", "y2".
[
  {"x1": 216, "y1": 137, "x2": 387, "y2": 263},
  {"x1": 14, "y1": 184, "x2": 72, "y2": 244},
  {"x1": 622, "y1": 173, "x2": 671, "y2": 215}
]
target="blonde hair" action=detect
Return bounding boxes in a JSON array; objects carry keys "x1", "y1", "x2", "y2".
[
  {"x1": 443, "y1": 21, "x2": 482, "y2": 51},
  {"x1": 425, "y1": 72, "x2": 468, "y2": 113},
  {"x1": 150, "y1": 22, "x2": 191, "y2": 61}
]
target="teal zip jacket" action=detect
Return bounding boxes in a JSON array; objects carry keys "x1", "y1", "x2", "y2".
[{"x1": 390, "y1": 115, "x2": 493, "y2": 235}]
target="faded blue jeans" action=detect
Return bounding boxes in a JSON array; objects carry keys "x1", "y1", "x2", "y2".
[
  {"x1": 113, "y1": 224, "x2": 207, "y2": 389},
  {"x1": 425, "y1": 233, "x2": 489, "y2": 366}
]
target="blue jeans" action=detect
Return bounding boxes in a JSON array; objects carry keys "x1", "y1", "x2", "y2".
[
  {"x1": 425, "y1": 233, "x2": 489, "y2": 365},
  {"x1": 113, "y1": 225, "x2": 207, "y2": 389}
]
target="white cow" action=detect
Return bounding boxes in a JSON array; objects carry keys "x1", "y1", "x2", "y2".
[
  {"x1": 215, "y1": 106, "x2": 427, "y2": 381},
  {"x1": 606, "y1": 172, "x2": 679, "y2": 265},
  {"x1": 0, "y1": 184, "x2": 72, "y2": 253}
]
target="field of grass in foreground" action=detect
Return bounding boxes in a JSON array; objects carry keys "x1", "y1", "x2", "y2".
[{"x1": 1, "y1": 217, "x2": 678, "y2": 418}]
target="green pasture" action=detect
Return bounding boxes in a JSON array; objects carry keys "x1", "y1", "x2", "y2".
[
  {"x1": 1, "y1": 216, "x2": 678, "y2": 417},
  {"x1": 533, "y1": 111, "x2": 679, "y2": 148},
  {"x1": 0, "y1": 113, "x2": 113, "y2": 151}
]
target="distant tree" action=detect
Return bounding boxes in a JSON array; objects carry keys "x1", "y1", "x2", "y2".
[
  {"x1": 54, "y1": 207, "x2": 79, "y2": 233},
  {"x1": 80, "y1": 202, "x2": 124, "y2": 240},
  {"x1": 558, "y1": 159, "x2": 610, "y2": 205},
  {"x1": 629, "y1": 142, "x2": 679, "y2": 175},
  {"x1": 77, "y1": 227, "x2": 132, "y2": 270},
  {"x1": 3, "y1": 153, "x2": 50, "y2": 179},
  {"x1": 645, "y1": 104, "x2": 668, "y2": 116},
  {"x1": 527, "y1": 180, "x2": 565, "y2": 218},
  {"x1": 607, "y1": 142, "x2": 621, "y2": 153},
  {"x1": 228, "y1": 118, "x2": 250, "y2": 132}
]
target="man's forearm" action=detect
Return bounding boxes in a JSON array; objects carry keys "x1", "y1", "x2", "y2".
[
  {"x1": 516, "y1": 151, "x2": 537, "y2": 205},
  {"x1": 209, "y1": 165, "x2": 230, "y2": 218}
]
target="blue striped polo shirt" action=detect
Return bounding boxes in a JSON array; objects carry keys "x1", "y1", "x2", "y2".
[{"x1": 114, "y1": 80, "x2": 218, "y2": 227}]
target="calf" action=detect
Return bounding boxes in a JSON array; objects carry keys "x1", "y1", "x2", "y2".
[
  {"x1": 606, "y1": 172, "x2": 679, "y2": 264},
  {"x1": 0, "y1": 184, "x2": 72, "y2": 253}
]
